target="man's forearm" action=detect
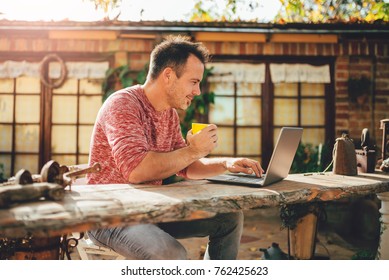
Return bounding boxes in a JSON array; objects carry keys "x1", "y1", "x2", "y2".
[
  {"x1": 186, "y1": 157, "x2": 228, "y2": 179},
  {"x1": 128, "y1": 146, "x2": 203, "y2": 183}
]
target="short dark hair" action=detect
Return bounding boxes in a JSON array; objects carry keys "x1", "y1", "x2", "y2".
[{"x1": 148, "y1": 35, "x2": 210, "y2": 80}]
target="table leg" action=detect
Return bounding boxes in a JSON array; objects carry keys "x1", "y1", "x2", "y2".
[
  {"x1": 280, "y1": 203, "x2": 320, "y2": 260},
  {"x1": 377, "y1": 192, "x2": 389, "y2": 260},
  {"x1": 288, "y1": 212, "x2": 318, "y2": 260}
]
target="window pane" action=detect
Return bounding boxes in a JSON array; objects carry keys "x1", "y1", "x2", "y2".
[
  {"x1": 51, "y1": 125, "x2": 77, "y2": 153},
  {"x1": 301, "y1": 99, "x2": 325, "y2": 125},
  {"x1": 53, "y1": 79, "x2": 78, "y2": 94},
  {"x1": 15, "y1": 155, "x2": 39, "y2": 175},
  {"x1": 301, "y1": 83, "x2": 325, "y2": 97},
  {"x1": 0, "y1": 155, "x2": 12, "y2": 178},
  {"x1": 0, "y1": 78, "x2": 14, "y2": 93},
  {"x1": 274, "y1": 83, "x2": 298, "y2": 97},
  {"x1": 80, "y1": 79, "x2": 103, "y2": 94},
  {"x1": 273, "y1": 128, "x2": 282, "y2": 147},
  {"x1": 52, "y1": 96, "x2": 77, "y2": 124},
  {"x1": 211, "y1": 127, "x2": 234, "y2": 155},
  {"x1": 0, "y1": 125, "x2": 12, "y2": 151},
  {"x1": 51, "y1": 155, "x2": 77, "y2": 167},
  {"x1": 79, "y1": 125, "x2": 93, "y2": 154},
  {"x1": 15, "y1": 95, "x2": 40, "y2": 123},
  {"x1": 302, "y1": 128, "x2": 325, "y2": 146},
  {"x1": 15, "y1": 125, "x2": 39, "y2": 152},
  {"x1": 274, "y1": 99, "x2": 298, "y2": 126},
  {"x1": 237, "y1": 97, "x2": 261, "y2": 126},
  {"x1": 238, "y1": 82, "x2": 261, "y2": 96},
  {"x1": 209, "y1": 97, "x2": 234, "y2": 125},
  {"x1": 78, "y1": 155, "x2": 89, "y2": 165},
  {"x1": 0, "y1": 95, "x2": 14, "y2": 123},
  {"x1": 237, "y1": 128, "x2": 261, "y2": 156},
  {"x1": 16, "y1": 77, "x2": 40, "y2": 94},
  {"x1": 79, "y1": 96, "x2": 102, "y2": 124},
  {"x1": 210, "y1": 82, "x2": 234, "y2": 96}
]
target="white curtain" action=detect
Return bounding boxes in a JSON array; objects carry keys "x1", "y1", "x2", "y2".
[
  {"x1": 0, "y1": 60, "x2": 109, "y2": 79},
  {"x1": 270, "y1": 63, "x2": 330, "y2": 83},
  {"x1": 207, "y1": 63, "x2": 266, "y2": 83}
]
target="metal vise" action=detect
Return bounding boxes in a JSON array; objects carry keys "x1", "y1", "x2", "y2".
[{"x1": 355, "y1": 128, "x2": 376, "y2": 173}]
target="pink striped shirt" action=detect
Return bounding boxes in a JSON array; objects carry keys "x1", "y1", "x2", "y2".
[{"x1": 86, "y1": 85, "x2": 187, "y2": 185}]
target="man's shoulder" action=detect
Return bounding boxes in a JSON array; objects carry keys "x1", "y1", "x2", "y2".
[{"x1": 105, "y1": 85, "x2": 143, "y2": 107}]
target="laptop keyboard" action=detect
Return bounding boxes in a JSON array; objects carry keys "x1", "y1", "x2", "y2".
[{"x1": 221, "y1": 174, "x2": 265, "y2": 183}]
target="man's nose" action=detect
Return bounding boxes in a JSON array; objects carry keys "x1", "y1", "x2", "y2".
[{"x1": 193, "y1": 85, "x2": 201, "y2": 96}]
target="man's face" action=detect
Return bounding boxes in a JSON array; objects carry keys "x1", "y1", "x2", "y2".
[{"x1": 166, "y1": 55, "x2": 204, "y2": 110}]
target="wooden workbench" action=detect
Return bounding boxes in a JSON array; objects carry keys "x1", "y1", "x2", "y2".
[{"x1": 1, "y1": 172, "x2": 389, "y2": 259}]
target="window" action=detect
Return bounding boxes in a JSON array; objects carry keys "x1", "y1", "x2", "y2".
[
  {"x1": 207, "y1": 59, "x2": 334, "y2": 168},
  {"x1": 0, "y1": 59, "x2": 108, "y2": 178},
  {"x1": 0, "y1": 76, "x2": 41, "y2": 177}
]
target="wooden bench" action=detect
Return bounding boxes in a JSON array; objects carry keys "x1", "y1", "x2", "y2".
[{"x1": 1, "y1": 171, "x2": 389, "y2": 259}]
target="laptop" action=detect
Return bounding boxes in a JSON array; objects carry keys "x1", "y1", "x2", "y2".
[{"x1": 207, "y1": 127, "x2": 303, "y2": 187}]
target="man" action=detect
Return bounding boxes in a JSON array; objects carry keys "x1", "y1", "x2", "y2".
[{"x1": 87, "y1": 36, "x2": 263, "y2": 260}]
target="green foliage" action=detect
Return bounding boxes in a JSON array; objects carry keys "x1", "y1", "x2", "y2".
[
  {"x1": 102, "y1": 63, "x2": 148, "y2": 102},
  {"x1": 190, "y1": 0, "x2": 259, "y2": 22},
  {"x1": 85, "y1": 0, "x2": 121, "y2": 12},
  {"x1": 290, "y1": 142, "x2": 332, "y2": 174},
  {"x1": 0, "y1": 163, "x2": 6, "y2": 183},
  {"x1": 347, "y1": 76, "x2": 371, "y2": 103},
  {"x1": 351, "y1": 249, "x2": 376, "y2": 260},
  {"x1": 275, "y1": 0, "x2": 389, "y2": 23},
  {"x1": 86, "y1": 0, "x2": 388, "y2": 23},
  {"x1": 180, "y1": 67, "x2": 215, "y2": 137}
]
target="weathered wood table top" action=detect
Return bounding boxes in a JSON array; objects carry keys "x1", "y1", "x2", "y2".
[{"x1": 1, "y1": 172, "x2": 389, "y2": 238}]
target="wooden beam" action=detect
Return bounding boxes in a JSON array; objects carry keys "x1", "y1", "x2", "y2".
[
  {"x1": 119, "y1": 33, "x2": 156, "y2": 39},
  {"x1": 48, "y1": 30, "x2": 117, "y2": 40},
  {"x1": 271, "y1": 34, "x2": 338, "y2": 43},
  {"x1": 195, "y1": 32, "x2": 266, "y2": 43}
]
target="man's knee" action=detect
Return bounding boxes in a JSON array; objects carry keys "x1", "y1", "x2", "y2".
[
  {"x1": 219, "y1": 211, "x2": 244, "y2": 227},
  {"x1": 141, "y1": 239, "x2": 188, "y2": 260}
]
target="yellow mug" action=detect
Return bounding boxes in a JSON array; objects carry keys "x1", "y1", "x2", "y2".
[{"x1": 192, "y1": 123, "x2": 209, "y2": 134}]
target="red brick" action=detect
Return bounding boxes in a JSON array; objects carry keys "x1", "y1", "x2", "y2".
[
  {"x1": 240, "y1": 42, "x2": 246, "y2": 55},
  {"x1": 283, "y1": 43, "x2": 290, "y2": 55},
  {"x1": 298, "y1": 43, "x2": 306, "y2": 55},
  {"x1": 256, "y1": 43, "x2": 264, "y2": 55},
  {"x1": 275, "y1": 43, "x2": 282, "y2": 55},
  {"x1": 215, "y1": 42, "x2": 222, "y2": 54},
  {"x1": 333, "y1": 44, "x2": 340, "y2": 55},
  {"x1": 316, "y1": 44, "x2": 324, "y2": 55},
  {"x1": 307, "y1": 43, "x2": 316, "y2": 55},
  {"x1": 377, "y1": 44, "x2": 384, "y2": 56},
  {"x1": 324, "y1": 44, "x2": 333, "y2": 56},
  {"x1": 342, "y1": 43, "x2": 349, "y2": 55}
]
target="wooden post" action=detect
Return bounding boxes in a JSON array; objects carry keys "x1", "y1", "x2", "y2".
[{"x1": 288, "y1": 212, "x2": 318, "y2": 260}]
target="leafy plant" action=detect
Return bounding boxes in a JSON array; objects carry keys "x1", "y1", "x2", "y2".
[
  {"x1": 347, "y1": 76, "x2": 371, "y2": 103},
  {"x1": 290, "y1": 142, "x2": 332, "y2": 174},
  {"x1": 0, "y1": 163, "x2": 6, "y2": 183},
  {"x1": 102, "y1": 63, "x2": 148, "y2": 102}
]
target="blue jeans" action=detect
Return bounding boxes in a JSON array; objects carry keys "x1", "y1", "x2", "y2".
[{"x1": 87, "y1": 211, "x2": 243, "y2": 260}]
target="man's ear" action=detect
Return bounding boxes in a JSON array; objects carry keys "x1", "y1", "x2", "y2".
[{"x1": 162, "y1": 67, "x2": 174, "y2": 84}]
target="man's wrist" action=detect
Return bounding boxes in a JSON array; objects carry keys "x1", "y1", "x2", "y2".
[{"x1": 221, "y1": 158, "x2": 228, "y2": 171}]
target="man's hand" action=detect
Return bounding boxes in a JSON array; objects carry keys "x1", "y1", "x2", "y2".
[
  {"x1": 186, "y1": 124, "x2": 218, "y2": 158},
  {"x1": 225, "y1": 158, "x2": 264, "y2": 177}
]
